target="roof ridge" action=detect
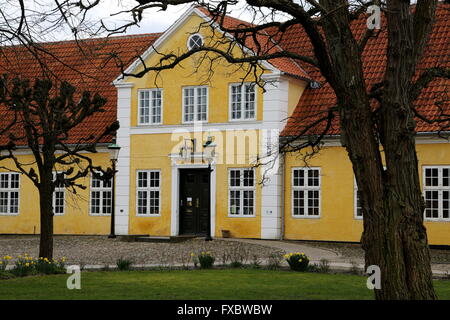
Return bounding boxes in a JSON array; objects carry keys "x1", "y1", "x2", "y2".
[{"x1": 0, "y1": 32, "x2": 163, "y2": 49}]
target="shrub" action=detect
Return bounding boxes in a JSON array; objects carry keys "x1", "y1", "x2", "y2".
[
  {"x1": 0, "y1": 255, "x2": 12, "y2": 272},
  {"x1": 116, "y1": 258, "x2": 133, "y2": 271},
  {"x1": 35, "y1": 257, "x2": 66, "y2": 275},
  {"x1": 197, "y1": 252, "x2": 215, "y2": 269},
  {"x1": 229, "y1": 261, "x2": 244, "y2": 268},
  {"x1": 250, "y1": 255, "x2": 262, "y2": 269},
  {"x1": 9, "y1": 255, "x2": 66, "y2": 277},
  {"x1": 318, "y1": 258, "x2": 331, "y2": 273},
  {"x1": 284, "y1": 252, "x2": 309, "y2": 272}
]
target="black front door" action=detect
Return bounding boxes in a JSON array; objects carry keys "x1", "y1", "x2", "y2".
[{"x1": 179, "y1": 169, "x2": 210, "y2": 235}]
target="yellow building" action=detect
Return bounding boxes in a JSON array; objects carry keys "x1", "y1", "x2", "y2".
[{"x1": 0, "y1": 6, "x2": 449, "y2": 245}]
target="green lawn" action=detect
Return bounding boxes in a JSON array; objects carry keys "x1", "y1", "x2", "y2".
[{"x1": 0, "y1": 269, "x2": 449, "y2": 300}]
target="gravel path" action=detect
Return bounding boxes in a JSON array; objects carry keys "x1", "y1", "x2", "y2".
[
  {"x1": 0, "y1": 236, "x2": 284, "y2": 266},
  {"x1": 293, "y1": 241, "x2": 450, "y2": 264}
]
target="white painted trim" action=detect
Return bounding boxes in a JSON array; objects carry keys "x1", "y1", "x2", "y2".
[
  {"x1": 0, "y1": 172, "x2": 20, "y2": 216},
  {"x1": 135, "y1": 169, "x2": 162, "y2": 217},
  {"x1": 422, "y1": 165, "x2": 450, "y2": 222},
  {"x1": 187, "y1": 33, "x2": 204, "y2": 50},
  {"x1": 228, "y1": 82, "x2": 257, "y2": 122},
  {"x1": 88, "y1": 172, "x2": 113, "y2": 216},
  {"x1": 131, "y1": 121, "x2": 263, "y2": 134},
  {"x1": 52, "y1": 172, "x2": 66, "y2": 216},
  {"x1": 137, "y1": 88, "x2": 163, "y2": 126},
  {"x1": 113, "y1": 6, "x2": 281, "y2": 85},
  {"x1": 227, "y1": 168, "x2": 256, "y2": 218},
  {"x1": 353, "y1": 177, "x2": 363, "y2": 220},
  {"x1": 291, "y1": 167, "x2": 322, "y2": 219},
  {"x1": 170, "y1": 163, "x2": 216, "y2": 237},
  {"x1": 181, "y1": 86, "x2": 209, "y2": 124}
]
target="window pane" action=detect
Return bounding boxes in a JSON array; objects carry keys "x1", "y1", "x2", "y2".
[
  {"x1": 230, "y1": 170, "x2": 240, "y2": 187},
  {"x1": 150, "y1": 171, "x2": 160, "y2": 188},
  {"x1": 138, "y1": 171, "x2": 148, "y2": 188},
  {"x1": 102, "y1": 191, "x2": 112, "y2": 214},
  {"x1": 244, "y1": 84, "x2": 255, "y2": 119},
  {"x1": 243, "y1": 170, "x2": 254, "y2": 187},
  {"x1": 0, "y1": 174, "x2": 9, "y2": 189},
  {"x1": 149, "y1": 191, "x2": 160, "y2": 214},
  {"x1": 0, "y1": 191, "x2": 8, "y2": 213},
  {"x1": 308, "y1": 169, "x2": 320, "y2": 187},
  {"x1": 425, "y1": 190, "x2": 439, "y2": 218},
  {"x1": 243, "y1": 190, "x2": 254, "y2": 215},
  {"x1": 293, "y1": 169, "x2": 304, "y2": 187},
  {"x1": 231, "y1": 85, "x2": 242, "y2": 119},
  {"x1": 293, "y1": 190, "x2": 304, "y2": 216},
  {"x1": 91, "y1": 191, "x2": 100, "y2": 214},
  {"x1": 230, "y1": 190, "x2": 240, "y2": 215},
  {"x1": 443, "y1": 191, "x2": 449, "y2": 219},
  {"x1": 443, "y1": 169, "x2": 449, "y2": 187},
  {"x1": 425, "y1": 168, "x2": 439, "y2": 187}
]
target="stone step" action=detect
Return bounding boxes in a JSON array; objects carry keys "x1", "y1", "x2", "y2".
[{"x1": 132, "y1": 235, "x2": 199, "y2": 243}]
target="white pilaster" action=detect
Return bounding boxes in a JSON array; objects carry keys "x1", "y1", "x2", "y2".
[
  {"x1": 114, "y1": 83, "x2": 134, "y2": 235},
  {"x1": 260, "y1": 75, "x2": 289, "y2": 239}
]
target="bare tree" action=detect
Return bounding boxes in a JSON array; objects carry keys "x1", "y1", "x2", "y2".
[
  {"x1": 0, "y1": 76, "x2": 118, "y2": 259},
  {"x1": 59, "y1": 0, "x2": 450, "y2": 299}
]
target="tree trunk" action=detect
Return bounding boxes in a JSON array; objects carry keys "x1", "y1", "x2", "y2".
[{"x1": 38, "y1": 169, "x2": 54, "y2": 259}]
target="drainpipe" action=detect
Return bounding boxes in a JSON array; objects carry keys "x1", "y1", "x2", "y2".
[{"x1": 280, "y1": 152, "x2": 286, "y2": 240}]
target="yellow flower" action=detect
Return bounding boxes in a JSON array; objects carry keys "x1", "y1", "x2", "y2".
[
  {"x1": 190, "y1": 253, "x2": 195, "y2": 257},
  {"x1": 25, "y1": 263, "x2": 30, "y2": 267},
  {"x1": 0, "y1": 261, "x2": 3, "y2": 265}
]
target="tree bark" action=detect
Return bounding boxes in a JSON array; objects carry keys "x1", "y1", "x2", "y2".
[{"x1": 38, "y1": 181, "x2": 54, "y2": 259}]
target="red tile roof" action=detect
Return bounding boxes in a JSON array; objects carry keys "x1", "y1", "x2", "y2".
[
  {"x1": 281, "y1": 3, "x2": 450, "y2": 137},
  {"x1": 196, "y1": 6, "x2": 310, "y2": 79},
  {"x1": 0, "y1": 33, "x2": 160, "y2": 146}
]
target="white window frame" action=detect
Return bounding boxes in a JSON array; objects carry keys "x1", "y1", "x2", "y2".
[
  {"x1": 229, "y1": 83, "x2": 257, "y2": 121},
  {"x1": 187, "y1": 33, "x2": 204, "y2": 50},
  {"x1": 89, "y1": 172, "x2": 113, "y2": 216},
  {"x1": 0, "y1": 172, "x2": 20, "y2": 216},
  {"x1": 423, "y1": 166, "x2": 450, "y2": 222},
  {"x1": 182, "y1": 86, "x2": 208, "y2": 123},
  {"x1": 291, "y1": 167, "x2": 321, "y2": 219},
  {"x1": 228, "y1": 168, "x2": 256, "y2": 217},
  {"x1": 53, "y1": 172, "x2": 65, "y2": 216},
  {"x1": 138, "y1": 88, "x2": 163, "y2": 125},
  {"x1": 354, "y1": 177, "x2": 363, "y2": 220},
  {"x1": 136, "y1": 170, "x2": 161, "y2": 216}
]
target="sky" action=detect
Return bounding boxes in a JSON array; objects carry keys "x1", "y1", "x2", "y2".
[{"x1": 75, "y1": 0, "x2": 257, "y2": 37}]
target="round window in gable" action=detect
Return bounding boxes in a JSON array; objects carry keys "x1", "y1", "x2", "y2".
[{"x1": 187, "y1": 34, "x2": 203, "y2": 50}]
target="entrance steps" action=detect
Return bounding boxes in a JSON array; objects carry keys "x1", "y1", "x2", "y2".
[{"x1": 119, "y1": 234, "x2": 198, "y2": 243}]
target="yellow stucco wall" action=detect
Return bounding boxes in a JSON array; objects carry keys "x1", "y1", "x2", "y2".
[
  {"x1": 126, "y1": 14, "x2": 265, "y2": 126},
  {"x1": 129, "y1": 132, "x2": 262, "y2": 238},
  {"x1": 284, "y1": 142, "x2": 450, "y2": 246},
  {"x1": 125, "y1": 13, "x2": 267, "y2": 238},
  {"x1": 0, "y1": 152, "x2": 113, "y2": 235}
]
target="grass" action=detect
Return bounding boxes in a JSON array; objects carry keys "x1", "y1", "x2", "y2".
[{"x1": 0, "y1": 269, "x2": 449, "y2": 300}]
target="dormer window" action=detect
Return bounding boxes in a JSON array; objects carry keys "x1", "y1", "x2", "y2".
[{"x1": 187, "y1": 34, "x2": 203, "y2": 50}]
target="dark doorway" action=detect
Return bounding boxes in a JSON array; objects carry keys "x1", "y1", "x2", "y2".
[{"x1": 179, "y1": 169, "x2": 210, "y2": 235}]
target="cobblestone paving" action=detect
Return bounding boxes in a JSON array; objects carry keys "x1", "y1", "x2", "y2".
[{"x1": 0, "y1": 236, "x2": 284, "y2": 266}]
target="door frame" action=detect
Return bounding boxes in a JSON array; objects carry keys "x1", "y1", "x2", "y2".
[{"x1": 171, "y1": 163, "x2": 216, "y2": 237}]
